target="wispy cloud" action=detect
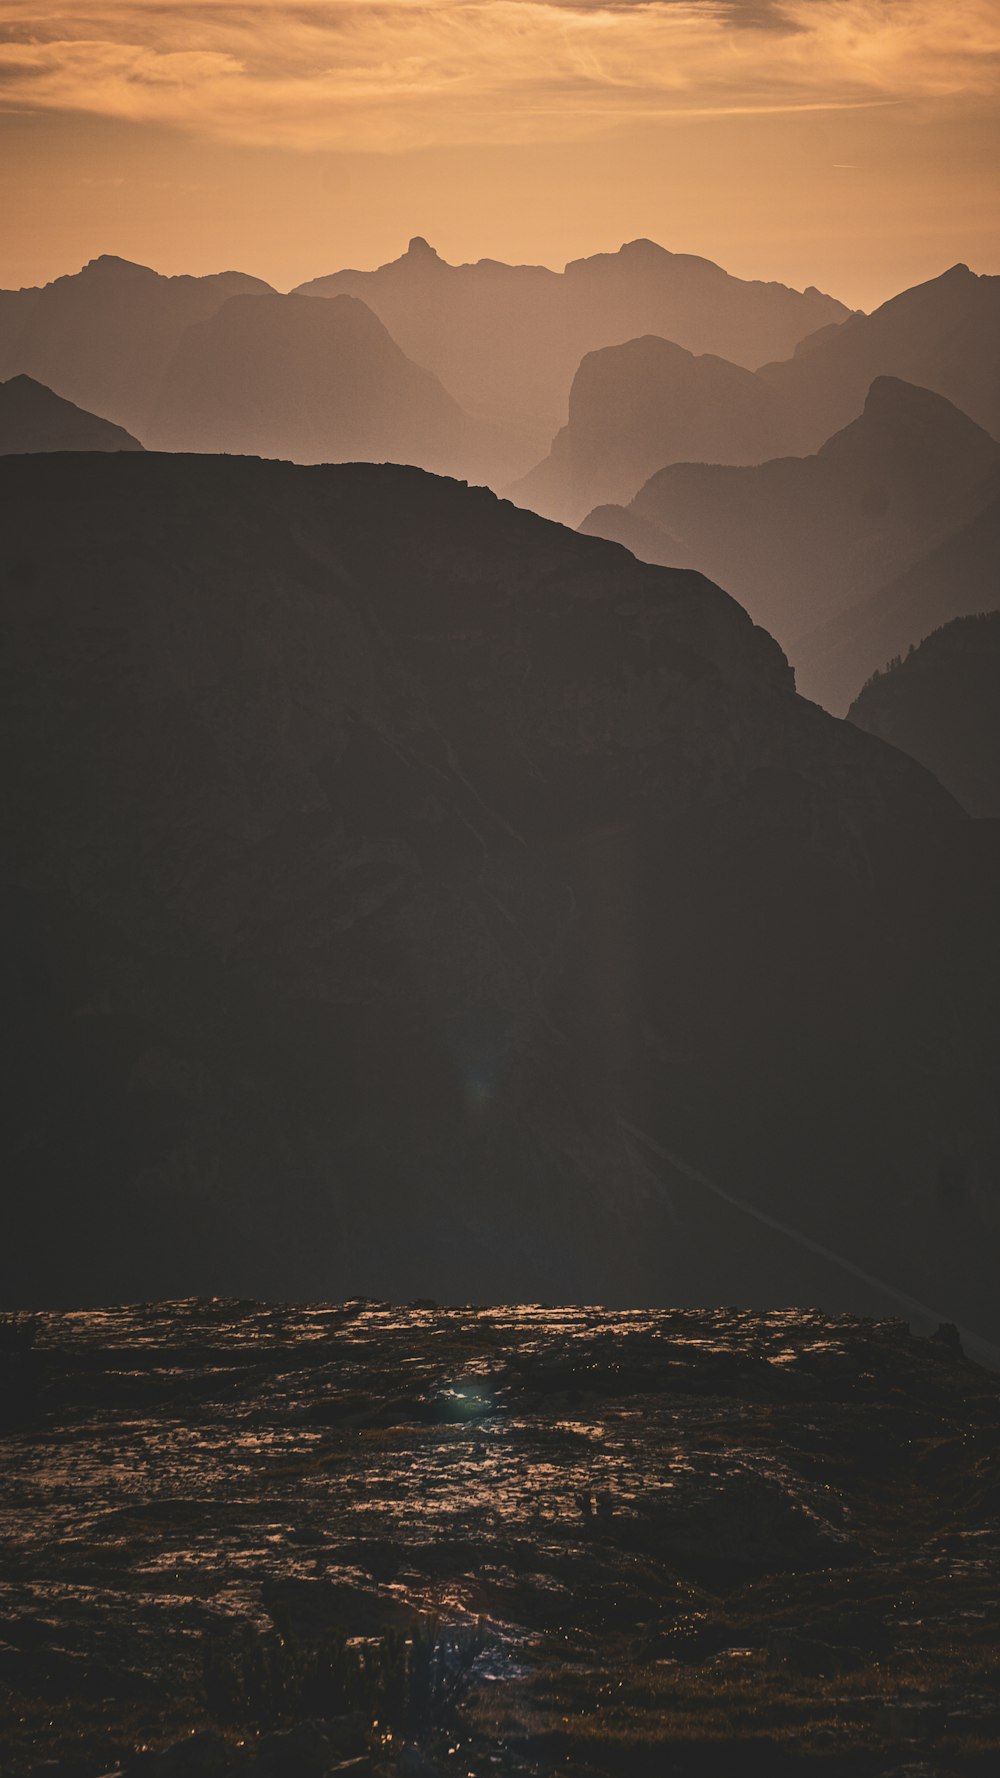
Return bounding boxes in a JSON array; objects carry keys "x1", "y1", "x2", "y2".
[{"x1": 0, "y1": 1, "x2": 997, "y2": 151}]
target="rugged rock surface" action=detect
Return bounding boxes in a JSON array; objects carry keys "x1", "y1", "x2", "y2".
[
  {"x1": 848, "y1": 614, "x2": 1000, "y2": 816},
  {"x1": 3, "y1": 452, "x2": 1000, "y2": 1340},
  {"x1": 0, "y1": 256, "x2": 274, "y2": 439},
  {"x1": 0, "y1": 374, "x2": 143, "y2": 454},
  {"x1": 1, "y1": 1301, "x2": 999, "y2": 1777},
  {"x1": 295, "y1": 236, "x2": 847, "y2": 444}
]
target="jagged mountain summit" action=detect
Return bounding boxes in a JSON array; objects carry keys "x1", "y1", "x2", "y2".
[
  {"x1": 521, "y1": 265, "x2": 1000, "y2": 526},
  {"x1": 0, "y1": 375, "x2": 143, "y2": 453},
  {"x1": 3, "y1": 451, "x2": 999, "y2": 1346},
  {"x1": 579, "y1": 378, "x2": 1000, "y2": 703},
  {"x1": 294, "y1": 236, "x2": 848, "y2": 442},
  {"x1": 146, "y1": 291, "x2": 520, "y2": 481},
  {"x1": 0, "y1": 255, "x2": 275, "y2": 438},
  {"x1": 848, "y1": 613, "x2": 1000, "y2": 817}
]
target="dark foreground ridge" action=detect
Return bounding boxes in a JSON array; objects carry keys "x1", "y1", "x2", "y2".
[{"x1": 2, "y1": 1300, "x2": 999, "y2": 1777}]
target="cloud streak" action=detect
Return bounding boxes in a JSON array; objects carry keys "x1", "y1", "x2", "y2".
[{"x1": 1, "y1": 0, "x2": 997, "y2": 151}]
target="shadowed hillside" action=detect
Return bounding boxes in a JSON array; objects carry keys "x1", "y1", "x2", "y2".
[
  {"x1": 0, "y1": 375, "x2": 143, "y2": 454},
  {"x1": 3, "y1": 452, "x2": 1000, "y2": 1345},
  {"x1": 849, "y1": 614, "x2": 1000, "y2": 816}
]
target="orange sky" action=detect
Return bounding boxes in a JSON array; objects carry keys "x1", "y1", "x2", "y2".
[{"x1": 2, "y1": 0, "x2": 999, "y2": 308}]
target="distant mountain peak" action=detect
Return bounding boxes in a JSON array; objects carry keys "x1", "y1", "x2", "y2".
[{"x1": 406, "y1": 236, "x2": 439, "y2": 259}]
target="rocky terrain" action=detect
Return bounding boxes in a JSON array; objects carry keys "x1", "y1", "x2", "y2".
[{"x1": 2, "y1": 1300, "x2": 999, "y2": 1778}]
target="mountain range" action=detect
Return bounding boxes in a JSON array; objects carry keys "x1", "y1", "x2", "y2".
[
  {"x1": 0, "y1": 255, "x2": 274, "y2": 440},
  {"x1": 848, "y1": 614, "x2": 1000, "y2": 817},
  {"x1": 579, "y1": 378, "x2": 1000, "y2": 708},
  {"x1": 294, "y1": 235, "x2": 847, "y2": 444},
  {"x1": 3, "y1": 450, "x2": 999, "y2": 1348},
  {"x1": 523, "y1": 265, "x2": 1000, "y2": 525},
  {"x1": 0, "y1": 375, "x2": 142, "y2": 454}
]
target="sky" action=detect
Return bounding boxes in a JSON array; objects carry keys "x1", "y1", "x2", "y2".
[{"x1": 1, "y1": 0, "x2": 999, "y2": 309}]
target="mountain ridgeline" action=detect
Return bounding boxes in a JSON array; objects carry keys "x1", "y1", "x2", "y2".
[
  {"x1": 525, "y1": 265, "x2": 1000, "y2": 526},
  {"x1": 580, "y1": 378, "x2": 1000, "y2": 711},
  {"x1": 3, "y1": 452, "x2": 1000, "y2": 1351},
  {"x1": 0, "y1": 375, "x2": 142, "y2": 454},
  {"x1": 294, "y1": 235, "x2": 848, "y2": 442}
]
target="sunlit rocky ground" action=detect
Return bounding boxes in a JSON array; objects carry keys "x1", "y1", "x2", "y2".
[{"x1": 2, "y1": 1301, "x2": 999, "y2": 1777}]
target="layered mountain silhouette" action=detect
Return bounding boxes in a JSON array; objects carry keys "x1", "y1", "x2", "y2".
[
  {"x1": 295, "y1": 236, "x2": 847, "y2": 443},
  {"x1": 523, "y1": 265, "x2": 1000, "y2": 525},
  {"x1": 760, "y1": 263, "x2": 1000, "y2": 453},
  {"x1": 580, "y1": 379, "x2": 1000, "y2": 703},
  {"x1": 795, "y1": 492, "x2": 1000, "y2": 712},
  {"x1": 848, "y1": 614, "x2": 1000, "y2": 817},
  {"x1": 146, "y1": 292, "x2": 519, "y2": 481},
  {"x1": 512, "y1": 336, "x2": 788, "y2": 521},
  {"x1": 0, "y1": 375, "x2": 142, "y2": 454},
  {"x1": 4, "y1": 451, "x2": 1000, "y2": 1348},
  {"x1": 0, "y1": 255, "x2": 274, "y2": 438}
]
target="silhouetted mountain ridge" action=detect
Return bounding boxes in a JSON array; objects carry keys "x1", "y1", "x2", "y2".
[
  {"x1": 580, "y1": 377, "x2": 1000, "y2": 705},
  {"x1": 294, "y1": 236, "x2": 847, "y2": 443},
  {"x1": 0, "y1": 375, "x2": 143, "y2": 454},
  {"x1": 147, "y1": 291, "x2": 518, "y2": 480}
]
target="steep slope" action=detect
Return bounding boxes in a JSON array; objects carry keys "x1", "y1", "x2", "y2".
[
  {"x1": 510, "y1": 336, "x2": 786, "y2": 524},
  {"x1": 759, "y1": 263, "x2": 1000, "y2": 453},
  {"x1": 795, "y1": 493, "x2": 1000, "y2": 713},
  {"x1": 848, "y1": 614, "x2": 1000, "y2": 816},
  {"x1": 146, "y1": 292, "x2": 517, "y2": 481},
  {"x1": 295, "y1": 236, "x2": 847, "y2": 441},
  {"x1": 0, "y1": 375, "x2": 143, "y2": 453},
  {"x1": 0, "y1": 255, "x2": 274, "y2": 437},
  {"x1": 519, "y1": 265, "x2": 1000, "y2": 526},
  {"x1": 3, "y1": 453, "x2": 999, "y2": 1344},
  {"x1": 580, "y1": 379, "x2": 1000, "y2": 666}
]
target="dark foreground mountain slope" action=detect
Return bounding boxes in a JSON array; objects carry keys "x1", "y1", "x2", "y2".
[
  {"x1": 3, "y1": 453, "x2": 1000, "y2": 1344},
  {"x1": 849, "y1": 614, "x2": 1000, "y2": 816},
  {"x1": 0, "y1": 255, "x2": 274, "y2": 437},
  {"x1": 581, "y1": 379, "x2": 1000, "y2": 662},
  {"x1": 511, "y1": 335, "x2": 786, "y2": 522},
  {"x1": 0, "y1": 375, "x2": 143, "y2": 453},
  {"x1": 146, "y1": 292, "x2": 518, "y2": 482},
  {"x1": 295, "y1": 235, "x2": 847, "y2": 442},
  {"x1": 795, "y1": 491, "x2": 1000, "y2": 712}
]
